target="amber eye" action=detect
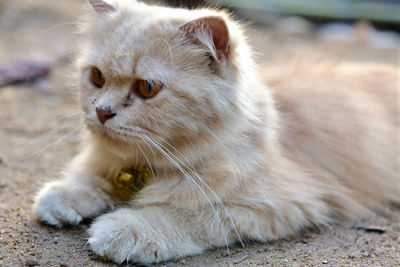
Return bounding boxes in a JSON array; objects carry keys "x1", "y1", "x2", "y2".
[
  {"x1": 137, "y1": 79, "x2": 163, "y2": 99},
  {"x1": 90, "y1": 67, "x2": 105, "y2": 88}
]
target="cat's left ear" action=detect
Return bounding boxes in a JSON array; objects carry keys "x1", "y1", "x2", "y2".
[
  {"x1": 180, "y1": 16, "x2": 230, "y2": 63},
  {"x1": 88, "y1": 0, "x2": 116, "y2": 14}
]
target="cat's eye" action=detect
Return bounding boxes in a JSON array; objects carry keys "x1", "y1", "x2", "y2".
[
  {"x1": 136, "y1": 79, "x2": 163, "y2": 99},
  {"x1": 90, "y1": 67, "x2": 105, "y2": 88}
]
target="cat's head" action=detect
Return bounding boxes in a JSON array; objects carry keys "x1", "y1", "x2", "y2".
[{"x1": 78, "y1": 0, "x2": 259, "y2": 160}]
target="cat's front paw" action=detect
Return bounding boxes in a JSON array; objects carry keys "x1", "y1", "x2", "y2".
[
  {"x1": 88, "y1": 208, "x2": 177, "y2": 264},
  {"x1": 34, "y1": 180, "x2": 111, "y2": 227}
]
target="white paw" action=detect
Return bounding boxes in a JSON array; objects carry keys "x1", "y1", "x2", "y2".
[
  {"x1": 34, "y1": 180, "x2": 111, "y2": 227},
  {"x1": 88, "y1": 208, "x2": 176, "y2": 264}
]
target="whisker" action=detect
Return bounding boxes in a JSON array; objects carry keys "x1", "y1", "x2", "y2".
[
  {"x1": 93, "y1": 125, "x2": 243, "y2": 247},
  {"x1": 142, "y1": 135, "x2": 215, "y2": 212},
  {"x1": 17, "y1": 127, "x2": 80, "y2": 162},
  {"x1": 14, "y1": 113, "x2": 81, "y2": 160},
  {"x1": 136, "y1": 142, "x2": 155, "y2": 184},
  {"x1": 160, "y1": 38, "x2": 175, "y2": 68},
  {"x1": 136, "y1": 137, "x2": 158, "y2": 184},
  {"x1": 145, "y1": 136, "x2": 231, "y2": 246},
  {"x1": 142, "y1": 135, "x2": 243, "y2": 247},
  {"x1": 35, "y1": 22, "x2": 81, "y2": 36},
  {"x1": 134, "y1": 133, "x2": 199, "y2": 195}
]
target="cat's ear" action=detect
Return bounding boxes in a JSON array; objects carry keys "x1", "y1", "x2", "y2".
[
  {"x1": 180, "y1": 16, "x2": 230, "y2": 63},
  {"x1": 88, "y1": 0, "x2": 116, "y2": 14}
]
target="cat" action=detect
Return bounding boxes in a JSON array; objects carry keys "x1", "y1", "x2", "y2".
[{"x1": 33, "y1": 0, "x2": 400, "y2": 264}]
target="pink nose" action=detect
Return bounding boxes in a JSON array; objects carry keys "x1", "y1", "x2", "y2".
[{"x1": 96, "y1": 107, "x2": 116, "y2": 124}]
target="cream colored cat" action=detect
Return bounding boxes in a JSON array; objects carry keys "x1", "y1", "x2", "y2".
[{"x1": 34, "y1": 0, "x2": 400, "y2": 264}]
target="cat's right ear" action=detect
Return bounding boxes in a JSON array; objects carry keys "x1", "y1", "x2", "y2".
[
  {"x1": 180, "y1": 16, "x2": 230, "y2": 64},
  {"x1": 88, "y1": 0, "x2": 116, "y2": 14}
]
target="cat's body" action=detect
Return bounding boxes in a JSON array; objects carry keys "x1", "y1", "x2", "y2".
[
  {"x1": 34, "y1": 0, "x2": 400, "y2": 264},
  {"x1": 273, "y1": 63, "x2": 399, "y2": 210}
]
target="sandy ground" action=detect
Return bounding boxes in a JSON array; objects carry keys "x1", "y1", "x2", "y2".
[{"x1": 0, "y1": 0, "x2": 399, "y2": 266}]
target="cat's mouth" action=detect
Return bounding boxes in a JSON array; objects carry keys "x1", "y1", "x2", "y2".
[
  {"x1": 85, "y1": 122, "x2": 126, "y2": 143},
  {"x1": 99, "y1": 127, "x2": 134, "y2": 144},
  {"x1": 86, "y1": 121, "x2": 154, "y2": 147}
]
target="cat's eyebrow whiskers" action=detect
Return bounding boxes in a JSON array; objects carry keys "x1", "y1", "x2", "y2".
[
  {"x1": 160, "y1": 38, "x2": 175, "y2": 67},
  {"x1": 114, "y1": 52, "x2": 135, "y2": 60},
  {"x1": 141, "y1": 56, "x2": 169, "y2": 82},
  {"x1": 143, "y1": 38, "x2": 176, "y2": 68}
]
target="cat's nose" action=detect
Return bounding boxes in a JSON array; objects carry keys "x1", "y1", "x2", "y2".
[{"x1": 96, "y1": 107, "x2": 116, "y2": 124}]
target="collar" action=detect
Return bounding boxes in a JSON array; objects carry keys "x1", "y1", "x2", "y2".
[{"x1": 112, "y1": 166, "x2": 153, "y2": 197}]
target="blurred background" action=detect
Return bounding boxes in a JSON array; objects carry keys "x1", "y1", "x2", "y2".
[
  {"x1": 0, "y1": 0, "x2": 399, "y2": 87},
  {"x1": 0, "y1": 0, "x2": 399, "y2": 266},
  {"x1": 171, "y1": 0, "x2": 400, "y2": 27}
]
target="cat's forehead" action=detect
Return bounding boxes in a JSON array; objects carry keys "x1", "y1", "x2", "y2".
[{"x1": 88, "y1": 12, "x2": 186, "y2": 80}]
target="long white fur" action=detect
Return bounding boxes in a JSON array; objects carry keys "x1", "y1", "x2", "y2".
[{"x1": 34, "y1": 0, "x2": 400, "y2": 264}]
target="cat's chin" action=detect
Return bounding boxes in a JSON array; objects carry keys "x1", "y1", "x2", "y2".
[{"x1": 92, "y1": 131, "x2": 140, "y2": 159}]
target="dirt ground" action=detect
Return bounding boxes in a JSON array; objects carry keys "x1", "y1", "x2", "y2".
[{"x1": 0, "y1": 0, "x2": 399, "y2": 266}]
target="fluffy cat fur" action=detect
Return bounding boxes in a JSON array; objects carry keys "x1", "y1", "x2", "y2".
[{"x1": 33, "y1": 0, "x2": 400, "y2": 264}]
